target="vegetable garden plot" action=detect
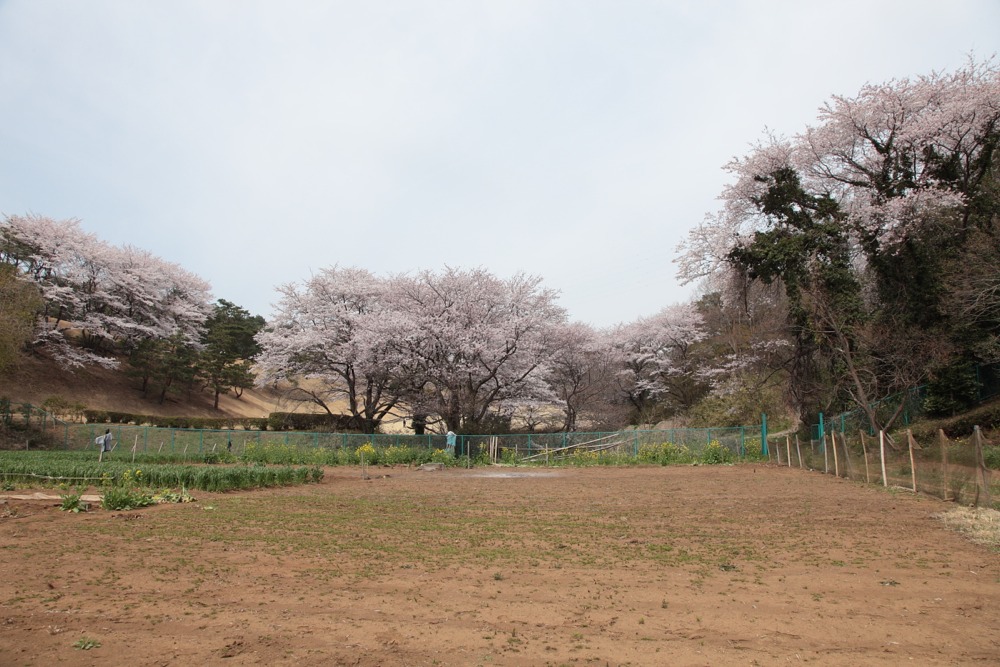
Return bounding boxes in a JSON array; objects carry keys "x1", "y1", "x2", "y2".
[{"x1": 1, "y1": 465, "x2": 998, "y2": 666}]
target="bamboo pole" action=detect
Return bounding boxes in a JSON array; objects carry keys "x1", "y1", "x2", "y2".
[
  {"x1": 939, "y1": 429, "x2": 950, "y2": 502},
  {"x1": 879, "y1": 430, "x2": 888, "y2": 487},
  {"x1": 785, "y1": 436, "x2": 792, "y2": 468},
  {"x1": 860, "y1": 431, "x2": 870, "y2": 484},
  {"x1": 795, "y1": 434, "x2": 803, "y2": 469},
  {"x1": 906, "y1": 429, "x2": 917, "y2": 493},
  {"x1": 776, "y1": 437, "x2": 782, "y2": 465}
]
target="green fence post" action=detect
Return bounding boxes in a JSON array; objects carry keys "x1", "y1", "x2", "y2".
[
  {"x1": 761, "y1": 413, "x2": 768, "y2": 457},
  {"x1": 818, "y1": 413, "x2": 825, "y2": 451}
]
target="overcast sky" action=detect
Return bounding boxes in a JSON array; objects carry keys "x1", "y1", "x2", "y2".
[{"x1": 1, "y1": 1, "x2": 998, "y2": 327}]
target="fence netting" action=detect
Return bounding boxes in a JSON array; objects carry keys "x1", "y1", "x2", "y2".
[
  {"x1": 769, "y1": 428, "x2": 997, "y2": 508},
  {"x1": 2, "y1": 402, "x2": 756, "y2": 463}
]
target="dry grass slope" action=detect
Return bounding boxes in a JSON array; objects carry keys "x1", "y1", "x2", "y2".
[{"x1": 0, "y1": 351, "x2": 283, "y2": 419}]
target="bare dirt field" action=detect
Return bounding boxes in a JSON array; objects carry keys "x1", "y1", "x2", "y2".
[{"x1": 1, "y1": 464, "x2": 998, "y2": 666}]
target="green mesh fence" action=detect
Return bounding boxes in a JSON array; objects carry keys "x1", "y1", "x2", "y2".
[
  {"x1": 811, "y1": 386, "x2": 927, "y2": 441},
  {"x1": 35, "y1": 423, "x2": 757, "y2": 464},
  {"x1": 0, "y1": 402, "x2": 67, "y2": 429}
]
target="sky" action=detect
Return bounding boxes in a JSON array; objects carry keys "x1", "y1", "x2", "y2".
[{"x1": 1, "y1": 1, "x2": 998, "y2": 328}]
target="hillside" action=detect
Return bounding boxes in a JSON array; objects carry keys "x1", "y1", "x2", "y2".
[{"x1": 0, "y1": 351, "x2": 286, "y2": 420}]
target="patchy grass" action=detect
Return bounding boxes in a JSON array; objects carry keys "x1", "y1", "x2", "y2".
[{"x1": 934, "y1": 506, "x2": 1000, "y2": 550}]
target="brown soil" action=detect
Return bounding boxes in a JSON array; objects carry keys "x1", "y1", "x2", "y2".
[{"x1": 2, "y1": 465, "x2": 999, "y2": 666}]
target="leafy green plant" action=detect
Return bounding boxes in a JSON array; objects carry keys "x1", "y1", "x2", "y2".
[
  {"x1": 59, "y1": 492, "x2": 89, "y2": 513},
  {"x1": 101, "y1": 486, "x2": 154, "y2": 511},
  {"x1": 152, "y1": 487, "x2": 196, "y2": 504},
  {"x1": 73, "y1": 637, "x2": 101, "y2": 650},
  {"x1": 638, "y1": 442, "x2": 693, "y2": 465},
  {"x1": 700, "y1": 440, "x2": 734, "y2": 465}
]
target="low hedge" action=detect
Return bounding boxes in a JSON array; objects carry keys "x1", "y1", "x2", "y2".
[
  {"x1": 83, "y1": 410, "x2": 268, "y2": 431},
  {"x1": 265, "y1": 412, "x2": 372, "y2": 432},
  {"x1": 81, "y1": 409, "x2": 371, "y2": 433}
]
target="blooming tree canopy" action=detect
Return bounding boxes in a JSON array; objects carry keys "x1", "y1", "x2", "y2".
[
  {"x1": 609, "y1": 303, "x2": 709, "y2": 422},
  {"x1": 254, "y1": 266, "x2": 400, "y2": 432},
  {"x1": 384, "y1": 268, "x2": 566, "y2": 433},
  {"x1": 0, "y1": 214, "x2": 212, "y2": 369},
  {"x1": 679, "y1": 59, "x2": 1000, "y2": 284},
  {"x1": 676, "y1": 58, "x2": 1000, "y2": 426},
  {"x1": 255, "y1": 266, "x2": 567, "y2": 433}
]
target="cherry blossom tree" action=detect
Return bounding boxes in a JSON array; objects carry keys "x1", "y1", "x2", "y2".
[
  {"x1": 254, "y1": 267, "x2": 402, "y2": 433},
  {"x1": 677, "y1": 58, "x2": 1000, "y2": 426},
  {"x1": 383, "y1": 268, "x2": 566, "y2": 433},
  {"x1": 542, "y1": 322, "x2": 619, "y2": 431},
  {"x1": 610, "y1": 303, "x2": 710, "y2": 423},
  {"x1": 0, "y1": 214, "x2": 212, "y2": 369},
  {"x1": 679, "y1": 59, "x2": 1000, "y2": 286}
]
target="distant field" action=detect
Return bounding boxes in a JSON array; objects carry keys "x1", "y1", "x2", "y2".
[{"x1": 1, "y1": 465, "x2": 998, "y2": 666}]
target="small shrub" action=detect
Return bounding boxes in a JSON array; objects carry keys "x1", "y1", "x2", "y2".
[
  {"x1": 638, "y1": 442, "x2": 693, "y2": 465},
  {"x1": 59, "y1": 492, "x2": 89, "y2": 513},
  {"x1": 700, "y1": 440, "x2": 734, "y2": 465},
  {"x1": 431, "y1": 448, "x2": 454, "y2": 464},
  {"x1": 152, "y1": 487, "x2": 196, "y2": 504},
  {"x1": 356, "y1": 443, "x2": 377, "y2": 464},
  {"x1": 101, "y1": 486, "x2": 154, "y2": 511}
]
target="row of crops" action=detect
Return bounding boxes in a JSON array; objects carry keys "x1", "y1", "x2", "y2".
[
  {"x1": 1, "y1": 438, "x2": 755, "y2": 492},
  {"x1": 0, "y1": 450, "x2": 323, "y2": 492}
]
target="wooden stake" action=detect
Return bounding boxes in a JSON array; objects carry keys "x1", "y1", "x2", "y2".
[
  {"x1": 795, "y1": 434, "x2": 803, "y2": 469},
  {"x1": 785, "y1": 436, "x2": 792, "y2": 468},
  {"x1": 823, "y1": 434, "x2": 829, "y2": 474},
  {"x1": 860, "y1": 431, "x2": 870, "y2": 484},
  {"x1": 907, "y1": 429, "x2": 917, "y2": 493},
  {"x1": 832, "y1": 431, "x2": 840, "y2": 478},
  {"x1": 879, "y1": 430, "x2": 888, "y2": 487},
  {"x1": 973, "y1": 426, "x2": 993, "y2": 508},
  {"x1": 939, "y1": 429, "x2": 950, "y2": 502}
]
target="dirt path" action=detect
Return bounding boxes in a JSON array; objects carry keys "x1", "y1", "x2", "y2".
[{"x1": 1, "y1": 465, "x2": 998, "y2": 666}]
